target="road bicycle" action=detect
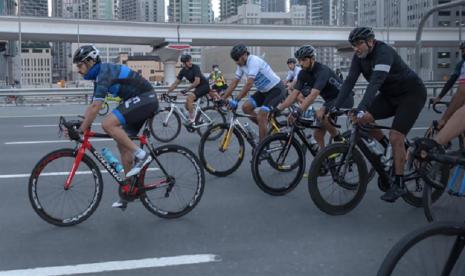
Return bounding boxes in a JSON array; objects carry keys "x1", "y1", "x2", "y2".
[
  {"x1": 307, "y1": 109, "x2": 448, "y2": 215},
  {"x1": 28, "y1": 116, "x2": 205, "y2": 226},
  {"x1": 149, "y1": 94, "x2": 226, "y2": 142}
]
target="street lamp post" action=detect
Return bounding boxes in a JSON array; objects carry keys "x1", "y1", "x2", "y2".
[{"x1": 17, "y1": 0, "x2": 21, "y2": 88}]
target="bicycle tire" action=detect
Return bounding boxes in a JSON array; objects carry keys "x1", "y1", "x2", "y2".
[
  {"x1": 195, "y1": 106, "x2": 226, "y2": 138},
  {"x1": 139, "y1": 144, "x2": 205, "y2": 218},
  {"x1": 28, "y1": 148, "x2": 103, "y2": 226},
  {"x1": 149, "y1": 108, "x2": 182, "y2": 142},
  {"x1": 378, "y1": 221, "x2": 465, "y2": 276},
  {"x1": 98, "y1": 102, "x2": 109, "y2": 116},
  {"x1": 198, "y1": 123, "x2": 245, "y2": 177},
  {"x1": 308, "y1": 143, "x2": 368, "y2": 215},
  {"x1": 251, "y1": 133, "x2": 305, "y2": 196}
]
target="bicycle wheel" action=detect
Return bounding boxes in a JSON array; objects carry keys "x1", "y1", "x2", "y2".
[
  {"x1": 424, "y1": 165, "x2": 465, "y2": 222},
  {"x1": 149, "y1": 108, "x2": 181, "y2": 143},
  {"x1": 196, "y1": 106, "x2": 226, "y2": 138},
  {"x1": 98, "y1": 102, "x2": 109, "y2": 116},
  {"x1": 251, "y1": 133, "x2": 305, "y2": 196},
  {"x1": 198, "y1": 123, "x2": 245, "y2": 177},
  {"x1": 28, "y1": 148, "x2": 103, "y2": 226},
  {"x1": 378, "y1": 222, "x2": 465, "y2": 276},
  {"x1": 308, "y1": 143, "x2": 368, "y2": 215},
  {"x1": 139, "y1": 144, "x2": 205, "y2": 218}
]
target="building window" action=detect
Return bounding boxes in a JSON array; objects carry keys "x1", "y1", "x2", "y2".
[{"x1": 150, "y1": 69, "x2": 155, "y2": 74}]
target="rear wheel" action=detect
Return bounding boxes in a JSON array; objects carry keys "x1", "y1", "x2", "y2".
[{"x1": 139, "y1": 144, "x2": 205, "y2": 218}]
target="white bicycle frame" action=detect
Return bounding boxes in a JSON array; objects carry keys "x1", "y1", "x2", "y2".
[{"x1": 163, "y1": 97, "x2": 216, "y2": 129}]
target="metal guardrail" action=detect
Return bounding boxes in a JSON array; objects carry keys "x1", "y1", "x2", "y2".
[{"x1": 0, "y1": 82, "x2": 457, "y2": 105}]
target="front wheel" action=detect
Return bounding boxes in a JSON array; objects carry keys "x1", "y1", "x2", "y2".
[
  {"x1": 307, "y1": 143, "x2": 368, "y2": 215},
  {"x1": 195, "y1": 106, "x2": 226, "y2": 138},
  {"x1": 149, "y1": 108, "x2": 182, "y2": 143},
  {"x1": 139, "y1": 144, "x2": 205, "y2": 218},
  {"x1": 251, "y1": 133, "x2": 305, "y2": 196},
  {"x1": 28, "y1": 148, "x2": 103, "y2": 226},
  {"x1": 378, "y1": 222, "x2": 465, "y2": 276}
]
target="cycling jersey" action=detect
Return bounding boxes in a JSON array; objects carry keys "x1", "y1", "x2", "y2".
[
  {"x1": 92, "y1": 63, "x2": 154, "y2": 102},
  {"x1": 294, "y1": 62, "x2": 344, "y2": 106},
  {"x1": 177, "y1": 64, "x2": 209, "y2": 86},
  {"x1": 286, "y1": 65, "x2": 302, "y2": 82},
  {"x1": 334, "y1": 40, "x2": 423, "y2": 111},
  {"x1": 235, "y1": 55, "x2": 281, "y2": 93},
  {"x1": 439, "y1": 59, "x2": 465, "y2": 98}
]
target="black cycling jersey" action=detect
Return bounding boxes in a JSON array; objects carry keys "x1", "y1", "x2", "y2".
[
  {"x1": 177, "y1": 64, "x2": 208, "y2": 86},
  {"x1": 293, "y1": 62, "x2": 343, "y2": 106},
  {"x1": 334, "y1": 40, "x2": 422, "y2": 111}
]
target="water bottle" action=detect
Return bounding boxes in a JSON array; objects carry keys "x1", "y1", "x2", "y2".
[
  {"x1": 244, "y1": 122, "x2": 258, "y2": 142},
  {"x1": 365, "y1": 138, "x2": 383, "y2": 158},
  {"x1": 308, "y1": 134, "x2": 319, "y2": 153},
  {"x1": 303, "y1": 106, "x2": 315, "y2": 120},
  {"x1": 383, "y1": 144, "x2": 393, "y2": 171},
  {"x1": 101, "y1": 148, "x2": 124, "y2": 173}
]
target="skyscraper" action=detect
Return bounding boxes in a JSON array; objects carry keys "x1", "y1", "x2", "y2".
[
  {"x1": 220, "y1": 0, "x2": 260, "y2": 21},
  {"x1": 261, "y1": 0, "x2": 285, "y2": 12},
  {"x1": 20, "y1": 0, "x2": 48, "y2": 17},
  {"x1": 121, "y1": 0, "x2": 165, "y2": 22},
  {"x1": 168, "y1": 0, "x2": 212, "y2": 24}
]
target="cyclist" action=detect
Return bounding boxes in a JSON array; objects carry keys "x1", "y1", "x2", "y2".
[
  {"x1": 165, "y1": 54, "x2": 210, "y2": 124},
  {"x1": 209, "y1": 64, "x2": 228, "y2": 93},
  {"x1": 222, "y1": 43, "x2": 286, "y2": 143},
  {"x1": 72, "y1": 45, "x2": 158, "y2": 208},
  {"x1": 431, "y1": 42, "x2": 465, "y2": 129},
  {"x1": 331, "y1": 27, "x2": 427, "y2": 203},
  {"x1": 285, "y1": 58, "x2": 301, "y2": 90},
  {"x1": 277, "y1": 45, "x2": 353, "y2": 149}
]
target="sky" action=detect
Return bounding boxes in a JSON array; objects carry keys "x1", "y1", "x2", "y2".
[{"x1": 48, "y1": 0, "x2": 222, "y2": 19}]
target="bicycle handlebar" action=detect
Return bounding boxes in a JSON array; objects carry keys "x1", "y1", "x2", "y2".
[
  {"x1": 428, "y1": 98, "x2": 449, "y2": 114},
  {"x1": 59, "y1": 116, "x2": 83, "y2": 141}
]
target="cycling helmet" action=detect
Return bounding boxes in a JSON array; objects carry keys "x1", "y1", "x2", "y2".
[
  {"x1": 73, "y1": 45, "x2": 100, "y2": 64},
  {"x1": 212, "y1": 64, "x2": 219, "y2": 69},
  {"x1": 348, "y1": 27, "x2": 375, "y2": 44},
  {"x1": 294, "y1": 45, "x2": 316, "y2": 59},
  {"x1": 287, "y1": 58, "x2": 297, "y2": 64},
  {"x1": 180, "y1": 54, "x2": 192, "y2": 63},
  {"x1": 460, "y1": 41, "x2": 465, "y2": 49},
  {"x1": 230, "y1": 43, "x2": 248, "y2": 60}
]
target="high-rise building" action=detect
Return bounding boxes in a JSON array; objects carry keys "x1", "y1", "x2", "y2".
[
  {"x1": 290, "y1": 0, "x2": 307, "y2": 6},
  {"x1": 0, "y1": 0, "x2": 17, "y2": 86},
  {"x1": 20, "y1": 42, "x2": 53, "y2": 87},
  {"x1": 261, "y1": 0, "x2": 285, "y2": 12},
  {"x1": 120, "y1": 0, "x2": 165, "y2": 22},
  {"x1": 220, "y1": 0, "x2": 260, "y2": 21},
  {"x1": 20, "y1": 0, "x2": 48, "y2": 17}
]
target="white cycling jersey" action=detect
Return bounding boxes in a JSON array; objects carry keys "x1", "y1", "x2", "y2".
[
  {"x1": 235, "y1": 55, "x2": 281, "y2": 92},
  {"x1": 286, "y1": 65, "x2": 302, "y2": 82}
]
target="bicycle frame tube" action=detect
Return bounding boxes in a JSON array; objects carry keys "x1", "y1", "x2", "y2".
[{"x1": 64, "y1": 133, "x2": 90, "y2": 190}]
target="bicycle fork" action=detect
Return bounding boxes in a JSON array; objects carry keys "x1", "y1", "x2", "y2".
[{"x1": 64, "y1": 143, "x2": 88, "y2": 190}]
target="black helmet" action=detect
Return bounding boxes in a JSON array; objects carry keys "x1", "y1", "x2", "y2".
[
  {"x1": 73, "y1": 45, "x2": 100, "y2": 64},
  {"x1": 287, "y1": 58, "x2": 297, "y2": 64},
  {"x1": 348, "y1": 27, "x2": 375, "y2": 44},
  {"x1": 460, "y1": 41, "x2": 465, "y2": 49},
  {"x1": 294, "y1": 45, "x2": 316, "y2": 59},
  {"x1": 230, "y1": 43, "x2": 248, "y2": 61},
  {"x1": 180, "y1": 54, "x2": 191, "y2": 63}
]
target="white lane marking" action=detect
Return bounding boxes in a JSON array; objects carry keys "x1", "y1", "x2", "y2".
[
  {"x1": 0, "y1": 114, "x2": 80, "y2": 119},
  {"x1": 24, "y1": 123, "x2": 101, "y2": 128},
  {"x1": 0, "y1": 254, "x2": 220, "y2": 276},
  {"x1": 5, "y1": 138, "x2": 113, "y2": 145},
  {"x1": 0, "y1": 168, "x2": 159, "y2": 179},
  {"x1": 411, "y1": 127, "x2": 429, "y2": 130}
]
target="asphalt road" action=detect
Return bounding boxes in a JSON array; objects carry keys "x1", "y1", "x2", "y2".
[{"x1": 0, "y1": 102, "x2": 447, "y2": 275}]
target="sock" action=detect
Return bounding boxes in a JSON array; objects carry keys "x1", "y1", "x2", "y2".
[
  {"x1": 134, "y1": 148, "x2": 146, "y2": 159},
  {"x1": 394, "y1": 175, "x2": 404, "y2": 188},
  {"x1": 380, "y1": 136, "x2": 389, "y2": 149}
]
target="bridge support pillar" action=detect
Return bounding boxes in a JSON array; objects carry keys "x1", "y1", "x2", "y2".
[{"x1": 151, "y1": 43, "x2": 191, "y2": 85}]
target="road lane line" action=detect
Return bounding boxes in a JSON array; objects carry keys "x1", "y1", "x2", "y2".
[
  {"x1": 0, "y1": 114, "x2": 80, "y2": 119},
  {"x1": 24, "y1": 123, "x2": 101, "y2": 128},
  {"x1": 5, "y1": 138, "x2": 113, "y2": 145},
  {"x1": 0, "y1": 254, "x2": 220, "y2": 276},
  {"x1": 0, "y1": 168, "x2": 159, "y2": 179}
]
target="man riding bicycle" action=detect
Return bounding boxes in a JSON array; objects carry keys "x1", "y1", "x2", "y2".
[
  {"x1": 73, "y1": 45, "x2": 159, "y2": 208},
  {"x1": 285, "y1": 58, "x2": 301, "y2": 92},
  {"x1": 222, "y1": 43, "x2": 286, "y2": 143},
  {"x1": 277, "y1": 45, "x2": 353, "y2": 149},
  {"x1": 331, "y1": 27, "x2": 427, "y2": 203},
  {"x1": 165, "y1": 54, "x2": 210, "y2": 125}
]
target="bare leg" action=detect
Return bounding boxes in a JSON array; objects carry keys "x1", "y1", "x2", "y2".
[
  {"x1": 436, "y1": 104, "x2": 465, "y2": 145},
  {"x1": 101, "y1": 114, "x2": 138, "y2": 153},
  {"x1": 242, "y1": 101, "x2": 258, "y2": 124},
  {"x1": 390, "y1": 130, "x2": 406, "y2": 175}
]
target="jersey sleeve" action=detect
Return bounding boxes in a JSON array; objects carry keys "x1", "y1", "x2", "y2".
[
  {"x1": 313, "y1": 66, "x2": 330, "y2": 91},
  {"x1": 177, "y1": 69, "x2": 185, "y2": 81},
  {"x1": 234, "y1": 66, "x2": 243, "y2": 80},
  {"x1": 333, "y1": 55, "x2": 361, "y2": 108},
  {"x1": 246, "y1": 57, "x2": 259, "y2": 79}
]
